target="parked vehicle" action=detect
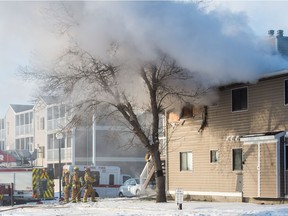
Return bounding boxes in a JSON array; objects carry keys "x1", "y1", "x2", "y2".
[
  {"x1": 0, "y1": 167, "x2": 54, "y2": 205},
  {"x1": 63, "y1": 165, "x2": 131, "y2": 198},
  {"x1": 118, "y1": 178, "x2": 141, "y2": 197}
]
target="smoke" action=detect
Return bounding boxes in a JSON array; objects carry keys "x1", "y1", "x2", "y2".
[
  {"x1": 4, "y1": 1, "x2": 287, "y2": 112},
  {"x1": 59, "y1": 1, "x2": 288, "y2": 88}
]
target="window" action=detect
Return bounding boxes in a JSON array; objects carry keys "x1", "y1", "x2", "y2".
[
  {"x1": 93, "y1": 171, "x2": 100, "y2": 185},
  {"x1": 180, "y1": 105, "x2": 193, "y2": 119},
  {"x1": 210, "y1": 150, "x2": 219, "y2": 163},
  {"x1": 285, "y1": 80, "x2": 288, "y2": 105},
  {"x1": 29, "y1": 112, "x2": 33, "y2": 124},
  {"x1": 16, "y1": 115, "x2": 20, "y2": 126},
  {"x1": 25, "y1": 113, "x2": 29, "y2": 125},
  {"x1": 47, "y1": 134, "x2": 54, "y2": 149},
  {"x1": 180, "y1": 151, "x2": 193, "y2": 171},
  {"x1": 60, "y1": 104, "x2": 66, "y2": 118},
  {"x1": 7, "y1": 122, "x2": 9, "y2": 135},
  {"x1": 47, "y1": 107, "x2": 53, "y2": 120},
  {"x1": 40, "y1": 117, "x2": 45, "y2": 130},
  {"x1": 20, "y1": 114, "x2": 24, "y2": 125},
  {"x1": 232, "y1": 87, "x2": 247, "y2": 112},
  {"x1": 67, "y1": 131, "x2": 72, "y2": 148},
  {"x1": 232, "y1": 149, "x2": 243, "y2": 171},
  {"x1": 16, "y1": 139, "x2": 20, "y2": 150},
  {"x1": 53, "y1": 106, "x2": 59, "y2": 119},
  {"x1": 109, "y1": 174, "x2": 115, "y2": 185}
]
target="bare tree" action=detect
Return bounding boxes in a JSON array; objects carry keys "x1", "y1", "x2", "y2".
[{"x1": 19, "y1": 44, "x2": 208, "y2": 202}]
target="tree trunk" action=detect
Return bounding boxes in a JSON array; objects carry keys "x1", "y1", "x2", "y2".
[{"x1": 152, "y1": 148, "x2": 167, "y2": 202}]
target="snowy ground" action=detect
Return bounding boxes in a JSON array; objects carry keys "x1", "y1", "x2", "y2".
[{"x1": 0, "y1": 197, "x2": 288, "y2": 216}]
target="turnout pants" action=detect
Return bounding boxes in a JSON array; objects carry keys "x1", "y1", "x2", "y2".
[{"x1": 83, "y1": 184, "x2": 96, "y2": 202}]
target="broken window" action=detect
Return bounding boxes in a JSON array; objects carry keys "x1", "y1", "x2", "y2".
[{"x1": 180, "y1": 105, "x2": 193, "y2": 118}]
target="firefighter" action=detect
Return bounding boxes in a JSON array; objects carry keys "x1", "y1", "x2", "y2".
[
  {"x1": 70, "y1": 166, "x2": 82, "y2": 203},
  {"x1": 62, "y1": 169, "x2": 71, "y2": 203},
  {"x1": 145, "y1": 151, "x2": 151, "y2": 162},
  {"x1": 0, "y1": 193, "x2": 3, "y2": 206},
  {"x1": 83, "y1": 167, "x2": 96, "y2": 202}
]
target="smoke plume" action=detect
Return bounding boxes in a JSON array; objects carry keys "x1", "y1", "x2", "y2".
[
  {"x1": 58, "y1": 1, "x2": 288, "y2": 87},
  {"x1": 7, "y1": 1, "x2": 288, "y2": 110}
]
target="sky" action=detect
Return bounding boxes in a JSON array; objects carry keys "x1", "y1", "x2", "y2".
[
  {"x1": 0, "y1": 197, "x2": 288, "y2": 216},
  {"x1": 1, "y1": 0, "x2": 288, "y2": 117}
]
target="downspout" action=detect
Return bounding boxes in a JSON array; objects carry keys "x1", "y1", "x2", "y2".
[
  {"x1": 285, "y1": 137, "x2": 287, "y2": 197},
  {"x1": 257, "y1": 143, "x2": 261, "y2": 197},
  {"x1": 276, "y1": 137, "x2": 281, "y2": 198},
  {"x1": 164, "y1": 110, "x2": 169, "y2": 195}
]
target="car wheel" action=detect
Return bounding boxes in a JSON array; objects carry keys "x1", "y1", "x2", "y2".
[
  {"x1": 119, "y1": 192, "x2": 124, "y2": 197},
  {"x1": 135, "y1": 190, "x2": 140, "y2": 196}
]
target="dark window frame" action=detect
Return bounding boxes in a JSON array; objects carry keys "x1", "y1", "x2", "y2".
[
  {"x1": 109, "y1": 174, "x2": 115, "y2": 185},
  {"x1": 285, "y1": 80, "x2": 288, "y2": 105},
  {"x1": 210, "y1": 150, "x2": 219, "y2": 163},
  {"x1": 232, "y1": 87, "x2": 248, "y2": 112}
]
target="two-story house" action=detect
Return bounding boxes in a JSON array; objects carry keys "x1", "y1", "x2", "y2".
[{"x1": 166, "y1": 69, "x2": 288, "y2": 202}]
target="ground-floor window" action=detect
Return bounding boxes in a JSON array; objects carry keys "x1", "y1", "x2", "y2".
[
  {"x1": 232, "y1": 148, "x2": 243, "y2": 171},
  {"x1": 15, "y1": 137, "x2": 33, "y2": 151},
  {"x1": 180, "y1": 151, "x2": 193, "y2": 171},
  {"x1": 210, "y1": 150, "x2": 219, "y2": 163}
]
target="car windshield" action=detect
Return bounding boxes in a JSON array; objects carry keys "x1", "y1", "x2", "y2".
[{"x1": 123, "y1": 178, "x2": 140, "y2": 186}]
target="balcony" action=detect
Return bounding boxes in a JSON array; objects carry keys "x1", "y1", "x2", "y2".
[{"x1": 47, "y1": 147, "x2": 72, "y2": 163}]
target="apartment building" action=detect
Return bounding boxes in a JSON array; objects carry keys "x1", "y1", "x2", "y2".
[
  {"x1": 4, "y1": 104, "x2": 34, "y2": 152},
  {"x1": 166, "y1": 70, "x2": 288, "y2": 202},
  {"x1": 1, "y1": 96, "x2": 146, "y2": 178}
]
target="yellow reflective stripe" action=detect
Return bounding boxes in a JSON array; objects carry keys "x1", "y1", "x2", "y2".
[
  {"x1": 32, "y1": 168, "x2": 54, "y2": 199},
  {"x1": 43, "y1": 189, "x2": 53, "y2": 198},
  {"x1": 32, "y1": 168, "x2": 41, "y2": 191}
]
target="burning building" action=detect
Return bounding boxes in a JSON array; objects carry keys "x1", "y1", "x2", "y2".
[{"x1": 164, "y1": 31, "x2": 288, "y2": 202}]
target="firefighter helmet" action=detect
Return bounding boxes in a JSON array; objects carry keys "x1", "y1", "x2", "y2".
[
  {"x1": 85, "y1": 167, "x2": 90, "y2": 172},
  {"x1": 73, "y1": 166, "x2": 79, "y2": 171},
  {"x1": 64, "y1": 169, "x2": 70, "y2": 174}
]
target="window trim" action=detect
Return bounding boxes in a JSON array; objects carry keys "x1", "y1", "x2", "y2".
[
  {"x1": 180, "y1": 151, "x2": 193, "y2": 171},
  {"x1": 231, "y1": 87, "x2": 248, "y2": 112}
]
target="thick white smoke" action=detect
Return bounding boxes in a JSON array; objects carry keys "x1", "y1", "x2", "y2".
[
  {"x1": 61, "y1": 1, "x2": 288, "y2": 88},
  {"x1": 4, "y1": 1, "x2": 287, "y2": 112}
]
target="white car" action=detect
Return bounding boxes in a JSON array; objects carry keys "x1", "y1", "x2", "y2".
[{"x1": 118, "y1": 178, "x2": 141, "y2": 197}]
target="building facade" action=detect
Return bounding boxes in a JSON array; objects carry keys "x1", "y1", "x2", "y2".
[
  {"x1": 1, "y1": 97, "x2": 146, "y2": 178},
  {"x1": 167, "y1": 70, "x2": 288, "y2": 202}
]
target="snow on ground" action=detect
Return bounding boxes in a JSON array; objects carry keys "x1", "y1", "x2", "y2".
[{"x1": 0, "y1": 197, "x2": 288, "y2": 216}]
